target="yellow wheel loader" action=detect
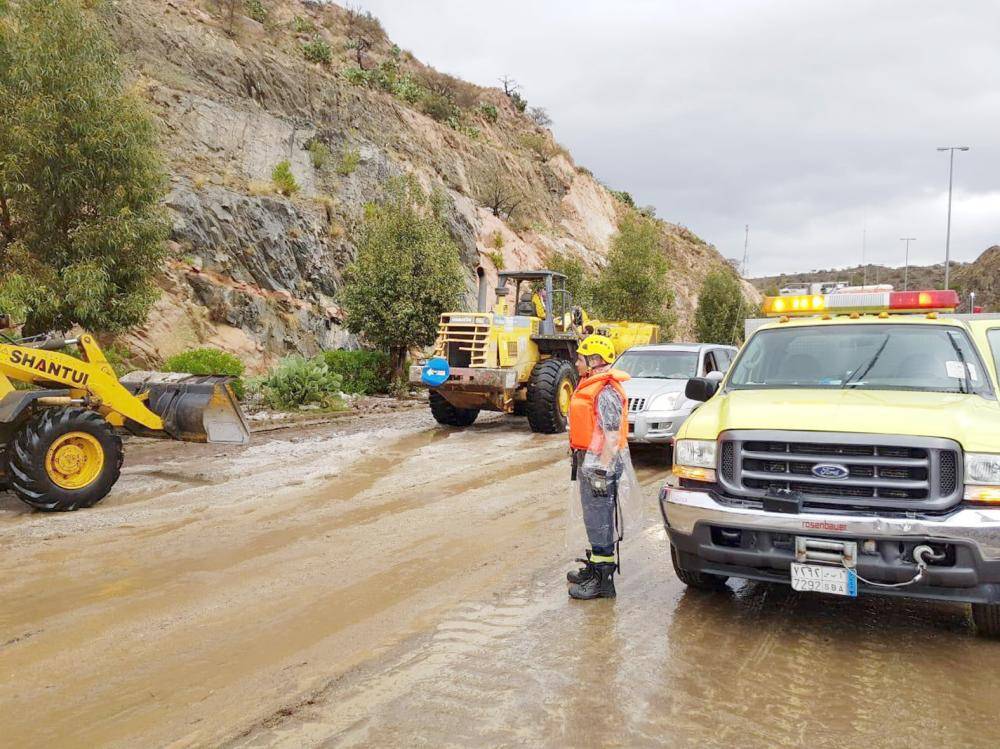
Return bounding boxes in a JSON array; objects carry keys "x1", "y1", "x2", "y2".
[
  {"x1": 409, "y1": 270, "x2": 660, "y2": 433},
  {"x1": 0, "y1": 323, "x2": 249, "y2": 512}
]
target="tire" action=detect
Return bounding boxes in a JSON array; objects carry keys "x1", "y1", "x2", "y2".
[
  {"x1": 428, "y1": 391, "x2": 479, "y2": 427},
  {"x1": 971, "y1": 603, "x2": 1000, "y2": 637},
  {"x1": 526, "y1": 359, "x2": 576, "y2": 434},
  {"x1": 512, "y1": 400, "x2": 528, "y2": 417},
  {"x1": 670, "y1": 543, "x2": 729, "y2": 590},
  {"x1": 8, "y1": 408, "x2": 123, "y2": 512}
]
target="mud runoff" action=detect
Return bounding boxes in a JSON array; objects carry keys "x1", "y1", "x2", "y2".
[{"x1": 2, "y1": 412, "x2": 1000, "y2": 747}]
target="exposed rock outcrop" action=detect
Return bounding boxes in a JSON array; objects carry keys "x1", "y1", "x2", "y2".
[{"x1": 111, "y1": 0, "x2": 750, "y2": 369}]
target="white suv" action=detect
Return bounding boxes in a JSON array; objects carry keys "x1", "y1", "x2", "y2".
[{"x1": 616, "y1": 344, "x2": 737, "y2": 445}]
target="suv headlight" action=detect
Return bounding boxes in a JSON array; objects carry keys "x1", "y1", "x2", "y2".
[
  {"x1": 675, "y1": 439, "x2": 716, "y2": 468},
  {"x1": 649, "y1": 392, "x2": 682, "y2": 411},
  {"x1": 963, "y1": 453, "x2": 1000, "y2": 504}
]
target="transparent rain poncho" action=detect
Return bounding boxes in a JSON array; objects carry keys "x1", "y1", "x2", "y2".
[{"x1": 566, "y1": 383, "x2": 642, "y2": 560}]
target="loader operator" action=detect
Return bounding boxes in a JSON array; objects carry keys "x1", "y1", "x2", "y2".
[{"x1": 566, "y1": 334, "x2": 634, "y2": 600}]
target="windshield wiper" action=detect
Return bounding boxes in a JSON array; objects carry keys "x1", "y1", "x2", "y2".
[
  {"x1": 842, "y1": 334, "x2": 890, "y2": 389},
  {"x1": 946, "y1": 331, "x2": 970, "y2": 395}
]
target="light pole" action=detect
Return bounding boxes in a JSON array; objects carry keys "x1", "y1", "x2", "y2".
[
  {"x1": 899, "y1": 237, "x2": 916, "y2": 290},
  {"x1": 937, "y1": 146, "x2": 970, "y2": 290}
]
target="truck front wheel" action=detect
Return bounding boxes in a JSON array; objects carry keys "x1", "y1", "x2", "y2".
[
  {"x1": 429, "y1": 391, "x2": 479, "y2": 427},
  {"x1": 526, "y1": 359, "x2": 576, "y2": 434},
  {"x1": 971, "y1": 603, "x2": 1000, "y2": 637},
  {"x1": 670, "y1": 543, "x2": 729, "y2": 590}
]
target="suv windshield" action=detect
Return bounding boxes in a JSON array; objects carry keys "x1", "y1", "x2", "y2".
[
  {"x1": 728, "y1": 324, "x2": 992, "y2": 396},
  {"x1": 615, "y1": 350, "x2": 699, "y2": 379}
]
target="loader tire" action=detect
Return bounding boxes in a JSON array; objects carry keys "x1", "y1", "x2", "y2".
[
  {"x1": 526, "y1": 359, "x2": 576, "y2": 434},
  {"x1": 8, "y1": 408, "x2": 123, "y2": 512},
  {"x1": 429, "y1": 391, "x2": 479, "y2": 427}
]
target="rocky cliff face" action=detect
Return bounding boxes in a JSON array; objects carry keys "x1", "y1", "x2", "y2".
[{"x1": 111, "y1": 0, "x2": 748, "y2": 370}]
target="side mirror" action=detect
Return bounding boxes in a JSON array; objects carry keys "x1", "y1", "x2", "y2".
[{"x1": 685, "y1": 377, "x2": 719, "y2": 402}]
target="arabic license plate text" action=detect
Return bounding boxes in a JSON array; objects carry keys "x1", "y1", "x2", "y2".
[{"x1": 790, "y1": 563, "x2": 857, "y2": 597}]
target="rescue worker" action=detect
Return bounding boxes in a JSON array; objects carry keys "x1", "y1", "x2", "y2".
[{"x1": 566, "y1": 334, "x2": 633, "y2": 600}]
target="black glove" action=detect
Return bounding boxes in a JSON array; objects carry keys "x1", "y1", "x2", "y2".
[{"x1": 590, "y1": 468, "x2": 609, "y2": 497}]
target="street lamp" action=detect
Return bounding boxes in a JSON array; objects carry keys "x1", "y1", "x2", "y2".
[
  {"x1": 937, "y1": 146, "x2": 970, "y2": 290},
  {"x1": 899, "y1": 237, "x2": 916, "y2": 290}
]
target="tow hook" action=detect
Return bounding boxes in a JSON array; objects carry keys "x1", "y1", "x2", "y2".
[{"x1": 847, "y1": 544, "x2": 940, "y2": 589}]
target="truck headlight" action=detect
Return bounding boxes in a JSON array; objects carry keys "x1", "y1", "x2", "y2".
[
  {"x1": 673, "y1": 439, "x2": 717, "y2": 483},
  {"x1": 964, "y1": 453, "x2": 1000, "y2": 504},
  {"x1": 649, "y1": 392, "x2": 682, "y2": 411},
  {"x1": 966, "y1": 453, "x2": 1000, "y2": 485}
]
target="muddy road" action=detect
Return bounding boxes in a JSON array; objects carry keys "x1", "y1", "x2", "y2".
[{"x1": 2, "y1": 411, "x2": 1000, "y2": 747}]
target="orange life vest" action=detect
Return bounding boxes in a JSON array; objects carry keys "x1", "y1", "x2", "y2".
[{"x1": 568, "y1": 369, "x2": 630, "y2": 452}]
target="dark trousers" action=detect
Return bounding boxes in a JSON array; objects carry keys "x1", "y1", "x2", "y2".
[{"x1": 573, "y1": 450, "x2": 620, "y2": 557}]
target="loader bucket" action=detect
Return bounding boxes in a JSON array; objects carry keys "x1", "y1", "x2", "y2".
[{"x1": 119, "y1": 372, "x2": 251, "y2": 445}]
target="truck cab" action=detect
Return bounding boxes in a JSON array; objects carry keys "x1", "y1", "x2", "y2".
[{"x1": 662, "y1": 288, "x2": 1000, "y2": 636}]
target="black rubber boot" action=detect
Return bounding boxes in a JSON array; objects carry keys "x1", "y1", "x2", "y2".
[
  {"x1": 568, "y1": 562, "x2": 617, "y2": 600},
  {"x1": 567, "y1": 551, "x2": 594, "y2": 584}
]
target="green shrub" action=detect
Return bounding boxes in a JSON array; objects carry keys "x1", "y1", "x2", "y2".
[
  {"x1": 393, "y1": 74, "x2": 423, "y2": 103},
  {"x1": 448, "y1": 116, "x2": 479, "y2": 139},
  {"x1": 291, "y1": 15, "x2": 316, "y2": 34},
  {"x1": 486, "y1": 249, "x2": 505, "y2": 270},
  {"x1": 302, "y1": 36, "x2": 332, "y2": 65},
  {"x1": 336, "y1": 145, "x2": 361, "y2": 176},
  {"x1": 244, "y1": 0, "x2": 267, "y2": 23},
  {"x1": 103, "y1": 343, "x2": 139, "y2": 377},
  {"x1": 260, "y1": 355, "x2": 344, "y2": 410},
  {"x1": 163, "y1": 347, "x2": 246, "y2": 399},
  {"x1": 420, "y1": 91, "x2": 456, "y2": 122},
  {"x1": 608, "y1": 189, "x2": 635, "y2": 208},
  {"x1": 518, "y1": 133, "x2": 553, "y2": 159},
  {"x1": 490, "y1": 231, "x2": 504, "y2": 250},
  {"x1": 344, "y1": 66, "x2": 369, "y2": 86},
  {"x1": 271, "y1": 160, "x2": 299, "y2": 196},
  {"x1": 308, "y1": 141, "x2": 330, "y2": 169},
  {"x1": 478, "y1": 102, "x2": 498, "y2": 123},
  {"x1": 322, "y1": 350, "x2": 392, "y2": 394},
  {"x1": 509, "y1": 91, "x2": 527, "y2": 113}
]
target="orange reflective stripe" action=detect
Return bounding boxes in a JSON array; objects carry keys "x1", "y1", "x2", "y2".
[{"x1": 568, "y1": 369, "x2": 630, "y2": 451}]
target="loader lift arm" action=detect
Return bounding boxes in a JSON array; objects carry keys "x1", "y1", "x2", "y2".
[{"x1": 0, "y1": 333, "x2": 249, "y2": 512}]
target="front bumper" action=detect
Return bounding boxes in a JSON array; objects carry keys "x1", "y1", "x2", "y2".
[
  {"x1": 628, "y1": 407, "x2": 691, "y2": 443},
  {"x1": 408, "y1": 365, "x2": 517, "y2": 392},
  {"x1": 662, "y1": 486, "x2": 1000, "y2": 603}
]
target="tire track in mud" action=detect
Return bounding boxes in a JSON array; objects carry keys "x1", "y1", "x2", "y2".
[{"x1": 0, "y1": 415, "x2": 594, "y2": 748}]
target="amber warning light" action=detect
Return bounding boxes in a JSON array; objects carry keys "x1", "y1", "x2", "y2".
[{"x1": 763, "y1": 289, "x2": 959, "y2": 317}]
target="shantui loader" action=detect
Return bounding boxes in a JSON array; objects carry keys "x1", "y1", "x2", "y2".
[
  {"x1": 0, "y1": 318, "x2": 249, "y2": 512},
  {"x1": 409, "y1": 270, "x2": 660, "y2": 433}
]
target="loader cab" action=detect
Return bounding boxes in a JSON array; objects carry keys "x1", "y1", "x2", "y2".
[{"x1": 494, "y1": 270, "x2": 571, "y2": 335}]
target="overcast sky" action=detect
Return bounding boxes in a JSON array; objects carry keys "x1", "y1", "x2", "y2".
[{"x1": 357, "y1": 0, "x2": 999, "y2": 277}]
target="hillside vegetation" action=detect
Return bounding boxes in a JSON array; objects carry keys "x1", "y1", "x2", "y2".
[{"x1": 87, "y1": 0, "x2": 754, "y2": 368}]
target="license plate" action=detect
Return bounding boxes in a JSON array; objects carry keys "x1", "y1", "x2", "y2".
[{"x1": 790, "y1": 563, "x2": 857, "y2": 597}]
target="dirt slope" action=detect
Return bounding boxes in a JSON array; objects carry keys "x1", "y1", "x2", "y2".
[{"x1": 107, "y1": 0, "x2": 748, "y2": 368}]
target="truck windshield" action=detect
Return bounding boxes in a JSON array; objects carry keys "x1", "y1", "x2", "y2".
[
  {"x1": 615, "y1": 350, "x2": 698, "y2": 379},
  {"x1": 728, "y1": 324, "x2": 993, "y2": 396}
]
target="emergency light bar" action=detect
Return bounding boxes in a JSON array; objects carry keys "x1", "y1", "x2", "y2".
[{"x1": 762, "y1": 289, "x2": 959, "y2": 317}]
